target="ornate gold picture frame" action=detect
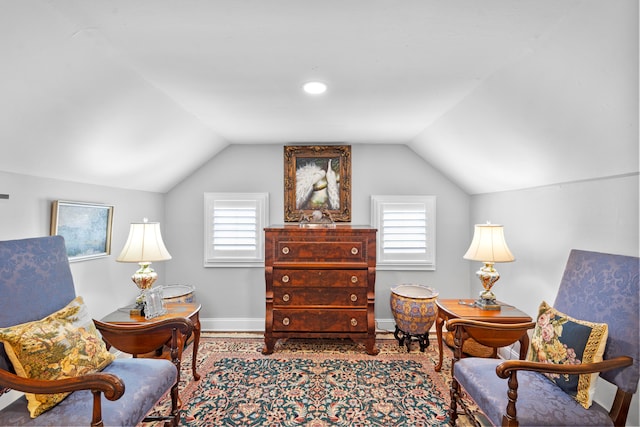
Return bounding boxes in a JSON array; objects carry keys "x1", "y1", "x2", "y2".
[{"x1": 284, "y1": 145, "x2": 351, "y2": 222}]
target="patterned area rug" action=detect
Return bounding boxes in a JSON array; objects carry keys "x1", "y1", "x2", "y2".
[{"x1": 142, "y1": 333, "x2": 489, "y2": 426}]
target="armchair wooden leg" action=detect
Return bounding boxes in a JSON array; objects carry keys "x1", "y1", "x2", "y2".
[
  {"x1": 169, "y1": 327, "x2": 185, "y2": 425},
  {"x1": 502, "y1": 372, "x2": 520, "y2": 427},
  {"x1": 90, "y1": 390, "x2": 104, "y2": 427},
  {"x1": 449, "y1": 325, "x2": 467, "y2": 426},
  {"x1": 449, "y1": 377, "x2": 460, "y2": 425},
  {"x1": 169, "y1": 381, "x2": 180, "y2": 426},
  {"x1": 609, "y1": 388, "x2": 633, "y2": 426}
]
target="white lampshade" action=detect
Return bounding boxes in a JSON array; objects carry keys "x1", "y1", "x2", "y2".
[
  {"x1": 463, "y1": 223, "x2": 515, "y2": 263},
  {"x1": 116, "y1": 220, "x2": 172, "y2": 263}
]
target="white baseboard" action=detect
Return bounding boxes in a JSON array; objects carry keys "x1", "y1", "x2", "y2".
[
  {"x1": 498, "y1": 343, "x2": 520, "y2": 360},
  {"x1": 0, "y1": 390, "x2": 23, "y2": 410},
  {"x1": 375, "y1": 318, "x2": 397, "y2": 333},
  {"x1": 201, "y1": 317, "x2": 265, "y2": 332}
]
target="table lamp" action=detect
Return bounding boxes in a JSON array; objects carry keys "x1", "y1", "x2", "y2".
[
  {"x1": 116, "y1": 218, "x2": 172, "y2": 308},
  {"x1": 463, "y1": 222, "x2": 515, "y2": 310}
]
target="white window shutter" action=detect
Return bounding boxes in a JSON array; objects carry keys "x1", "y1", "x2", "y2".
[
  {"x1": 371, "y1": 195, "x2": 436, "y2": 270},
  {"x1": 204, "y1": 193, "x2": 269, "y2": 267}
]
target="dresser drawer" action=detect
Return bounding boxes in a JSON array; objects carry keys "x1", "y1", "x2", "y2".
[
  {"x1": 272, "y1": 269, "x2": 367, "y2": 288},
  {"x1": 274, "y1": 287, "x2": 367, "y2": 307},
  {"x1": 272, "y1": 309, "x2": 368, "y2": 332},
  {"x1": 274, "y1": 239, "x2": 368, "y2": 264}
]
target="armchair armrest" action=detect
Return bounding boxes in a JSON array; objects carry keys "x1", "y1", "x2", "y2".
[
  {"x1": 0, "y1": 367, "x2": 125, "y2": 426},
  {"x1": 0, "y1": 368, "x2": 124, "y2": 400},
  {"x1": 495, "y1": 356, "x2": 634, "y2": 426},
  {"x1": 496, "y1": 356, "x2": 633, "y2": 378}
]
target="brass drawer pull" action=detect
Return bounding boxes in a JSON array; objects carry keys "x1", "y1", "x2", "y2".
[
  {"x1": 282, "y1": 246, "x2": 290, "y2": 254},
  {"x1": 282, "y1": 275, "x2": 290, "y2": 283},
  {"x1": 351, "y1": 318, "x2": 358, "y2": 326},
  {"x1": 282, "y1": 317, "x2": 290, "y2": 326},
  {"x1": 351, "y1": 247, "x2": 358, "y2": 255},
  {"x1": 350, "y1": 294, "x2": 358, "y2": 302},
  {"x1": 351, "y1": 276, "x2": 358, "y2": 283},
  {"x1": 282, "y1": 294, "x2": 290, "y2": 302}
]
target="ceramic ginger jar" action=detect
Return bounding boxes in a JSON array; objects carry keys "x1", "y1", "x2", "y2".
[{"x1": 390, "y1": 284, "x2": 439, "y2": 335}]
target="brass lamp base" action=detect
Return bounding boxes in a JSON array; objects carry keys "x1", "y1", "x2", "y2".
[
  {"x1": 132, "y1": 261, "x2": 158, "y2": 309},
  {"x1": 474, "y1": 262, "x2": 502, "y2": 310}
]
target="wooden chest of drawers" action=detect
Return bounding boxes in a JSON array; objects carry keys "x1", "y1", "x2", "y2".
[{"x1": 262, "y1": 225, "x2": 378, "y2": 355}]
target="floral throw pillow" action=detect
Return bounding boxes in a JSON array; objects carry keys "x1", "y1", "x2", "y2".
[
  {"x1": 0, "y1": 296, "x2": 115, "y2": 418},
  {"x1": 527, "y1": 301, "x2": 608, "y2": 409}
]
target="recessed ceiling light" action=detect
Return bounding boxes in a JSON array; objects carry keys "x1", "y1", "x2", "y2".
[{"x1": 303, "y1": 81, "x2": 327, "y2": 95}]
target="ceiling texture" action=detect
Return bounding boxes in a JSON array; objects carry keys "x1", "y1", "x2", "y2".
[{"x1": 1, "y1": 1, "x2": 637, "y2": 194}]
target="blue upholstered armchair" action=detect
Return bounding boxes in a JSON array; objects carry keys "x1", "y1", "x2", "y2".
[
  {"x1": 448, "y1": 249, "x2": 639, "y2": 426},
  {"x1": 0, "y1": 236, "x2": 193, "y2": 426}
]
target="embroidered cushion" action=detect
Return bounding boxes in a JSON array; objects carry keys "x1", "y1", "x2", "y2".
[
  {"x1": 0, "y1": 296, "x2": 115, "y2": 417},
  {"x1": 527, "y1": 300, "x2": 608, "y2": 408}
]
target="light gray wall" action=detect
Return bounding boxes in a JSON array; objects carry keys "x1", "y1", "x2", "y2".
[
  {"x1": 0, "y1": 171, "x2": 166, "y2": 319},
  {"x1": 470, "y1": 173, "x2": 639, "y2": 426},
  {"x1": 469, "y1": 174, "x2": 638, "y2": 317},
  {"x1": 163, "y1": 143, "x2": 471, "y2": 331}
]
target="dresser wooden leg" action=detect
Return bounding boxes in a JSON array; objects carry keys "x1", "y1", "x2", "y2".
[
  {"x1": 262, "y1": 337, "x2": 275, "y2": 355},
  {"x1": 366, "y1": 338, "x2": 379, "y2": 355}
]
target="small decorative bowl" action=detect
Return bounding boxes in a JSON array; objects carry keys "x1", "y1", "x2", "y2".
[{"x1": 160, "y1": 284, "x2": 196, "y2": 303}]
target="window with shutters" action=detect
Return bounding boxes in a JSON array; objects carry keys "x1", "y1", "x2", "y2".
[
  {"x1": 370, "y1": 195, "x2": 436, "y2": 270},
  {"x1": 204, "y1": 192, "x2": 269, "y2": 267}
]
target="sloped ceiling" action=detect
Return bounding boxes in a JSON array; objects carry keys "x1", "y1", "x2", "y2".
[{"x1": 0, "y1": 0, "x2": 637, "y2": 194}]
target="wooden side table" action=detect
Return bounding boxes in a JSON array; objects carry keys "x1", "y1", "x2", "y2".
[
  {"x1": 101, "y1": 302, "x2": 202, "y2": 380},
  {"x1": 434, "y1": 298, "x2": 532, "y2": 372}
]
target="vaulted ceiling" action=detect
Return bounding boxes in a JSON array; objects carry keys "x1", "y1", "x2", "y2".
[{"x1": 1, "y1": 1, "x2": 637, "y2": 194}]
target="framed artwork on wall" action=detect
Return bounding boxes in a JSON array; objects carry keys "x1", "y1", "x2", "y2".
[
  {"x1": 50, "y1": 200, "x2": 114, "y2": 262},
  {"x1": 284, "y1": 145, "x2": 351, "y2": 222}
]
